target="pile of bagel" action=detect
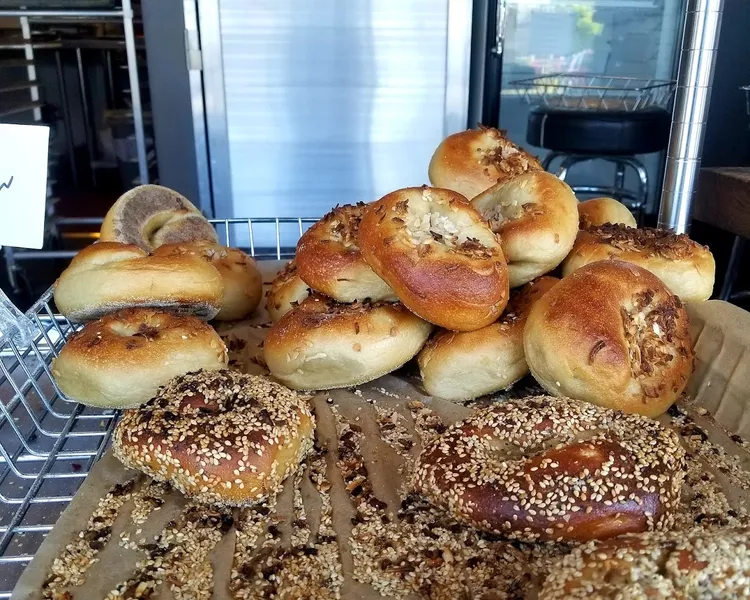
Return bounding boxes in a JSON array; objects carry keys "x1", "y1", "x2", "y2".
[
  {"x1": 50, "y1": 185, "x2": 263, "y2": 409},
  {"x1": 265, "y1": 126, "x2": 715, "y2": 419}
]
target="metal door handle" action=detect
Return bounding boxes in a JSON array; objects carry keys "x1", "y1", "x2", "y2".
[{"x1": 491, "y1": 0, "x2": 508, "y2": 56}]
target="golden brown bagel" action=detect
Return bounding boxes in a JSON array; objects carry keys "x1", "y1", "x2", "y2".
[
  {"x1": 562, "y1": 223, "x2": 715, "y2": 302},
  {"x1": 428, "y1": 127, "x2": 542, "y2": 199},
  {"x1": 540, "y1": 525, "x2": 750, "y2": 599},
  {"x1": 296, "y1": 203, "x2": 396, "y2": 303},
  {"x1": 414, "y1": 395, "x2": 685, "y2": 542},
  {"x1": 358, "y1": 186, "x2": 509, "y2": 331},
  {"x1": 113, "y1": 370, "x2": 314, "y2": 506},
  {"x1": 264, "y1": 294, "x2": 432, "y2": 390},
  {"x1": 578, "y1": 197, "x2": 637, "y2": 228},
  {"x1": 53, "y1": 242, "x2": 224, "y2": 322},
  {"x1": 524, "y1": 260, "x2": 694, "y2": 417},
  {"x1": 51, "y1": 308, "x2": 228, "y2": 408},
  {"x1": 418, "y1": 276, "x2": 558, "y2": 400},
  {"x1": 472, "y1": 171, "x2": 579, "y2": 287},
  {"x1": 100, "y1": 184, "x2": 218, "y2": 251},
  {"x1": 153, "y1": 241, "x2": 262, "y2": 321},
  {"x1": 265, "y1": 259, "x2": 310, "y2": 323}
]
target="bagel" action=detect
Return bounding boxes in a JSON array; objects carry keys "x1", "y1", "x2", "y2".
[
  {"x1": 153, "y1": 241, "x2": 262, "y2": 321},
  {"x1": 100, "y1": 184, "x2": 218, "y2": 251},
  {"x1": 539, "y1": 525, "x2": 750, "y2": 599},
  {"x1": 113, "y1": 369, "x2": 315, "y2": 506},
  {"x1": 418, "y1": 276, "x2": 558, "y2": 401},
  {"x1": 428, "y1": 127, "x2": 542, "y2": 199},
  {"x1": 524, "y1": 260, "x2": 694, "y2": 418},
  {"x1": 578, "y1": 197, "x2": 637, "y2": 228},
  {"x1": 53, "y1": 242, "x2": 224, "y2": 322},
  {"x1": 265, "y1": 259, "x2": 310, "y2": 323},
  {"x1": 413, "y1": 395, "x2": 685, "y2": 543},
  {"x1": 358, "y1": 186, "x2": 509, "y2": 331},
  {"x1": 472, "y1": 171, "x2": 579, "y2": 287},
  {"x1": 51, "y1": 308, "x2": 228, "y2": 408},
  {"x1": 264, "y1": 293, "x2": 432, "y2": 390},
  {"x1": 562, "y1": 223, "x2": 715, "y2": 302},
  {"x1": 296, "y1": 203, "x2": 396, "y2": 303}
]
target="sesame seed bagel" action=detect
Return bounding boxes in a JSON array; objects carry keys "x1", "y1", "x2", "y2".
[
  {"x1": 418, "y1": 276, "x2": 558, "y2": 401},
  {"x1": 113, "y1": 369, "x2": 315, "y2": 506},
  {"x1": 264, "y1": 294, "x2": 433, "y2": 390},
  {"x1": 265, "y1": 259, "x2": 310, "y2": 323},
  {"x1": 578, "y1": 197, "x2": 637, "y2": 228},
  {"x1": 358, "y1": 186, "x2": 509, "y2": 331},
  {"x1": 100, "y1": 184, "x2": 218, "y2": 252},
  {"x1": 472, "y1": 171, "x2": 579, "y2": 287},
  {"x1": 539, "y1": 525, "x2": 750, "y2": 599},
  {"x1": 53, "y1": 242, "x2": 224, "y2": 322},
  {"x1": 153, "y1": 241, "x2": 262, "y2": 321},
  {"x1": 413, "y1": 395, "x2": 686, "y2": 543},
  {"x1": 296, "y1": 203, "x2": 396, "y2": 303},
  {"x1": 51, "y1": 308, "x2": 228, "y2": 408},
  {"x1": 524, "y1": 261, "x2": 694, "y2": 418},
  {"x1": 562, "y1": 223, "x2": 716, "y2": 302},
  {"x1": 428, "y1": 127, "x2": 542, "y2": 199}
]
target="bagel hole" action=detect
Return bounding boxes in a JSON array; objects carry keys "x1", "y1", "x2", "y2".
[{"x1": 109, "y1": 320, "x2": 162, "y2": 339}]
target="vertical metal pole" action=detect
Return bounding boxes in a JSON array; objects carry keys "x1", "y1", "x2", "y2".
[
  {"x1": 658, "y1": 0, "x2": 724, "y2": 233},
  {"x1": 75, "y1": 47, "x2": 97, "y2": 186},
  {"x1": 122, "y1": 0, "x2": 149, "y2": 184},
  {"x1": 19, "y1": 16, "x2": 42, "y2": 122},
  {"x1": 104, "y1": 49, "x2": 115, "y2": 108},
  {"x1": 54, "y1": 50, "x2": 79, "y2": 187}
]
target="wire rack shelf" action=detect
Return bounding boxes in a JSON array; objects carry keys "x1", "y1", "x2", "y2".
[
  {"x1": 511, "y1": 73, "x2": 676, "y2": 112},
  {"x1": 0, "y1": 217, "x2": 315, "y2": 597}
]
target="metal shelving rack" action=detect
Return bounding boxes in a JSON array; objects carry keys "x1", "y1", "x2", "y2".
[
  {"x1": 0, "y1": 1, "x2": 149, "y2": 296},
  {"x1": 0, "y1": 217, "x2": 315, "y2": 597}
]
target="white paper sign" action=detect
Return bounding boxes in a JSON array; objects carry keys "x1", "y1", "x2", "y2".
[{"x1": 0, "y1": 123, "x2": 49, "y2": 249}]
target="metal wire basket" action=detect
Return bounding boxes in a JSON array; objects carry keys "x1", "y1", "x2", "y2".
[
  {"x1": 511, "y1": 73, "x2": 676, "y2": 112},
  {"x1": 0, "y1": 217, "x2": 315, "y2": 597}
]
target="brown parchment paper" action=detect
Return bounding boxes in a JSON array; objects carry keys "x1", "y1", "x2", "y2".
[{"x1": 11, "y1": 262, "x2": 750, "y2": 599}]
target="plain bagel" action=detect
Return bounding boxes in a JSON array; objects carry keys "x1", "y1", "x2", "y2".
[
  {"x1": 562, "y1": 223, "x2": 715, "y2": 302},
  {"x1": 428, "y1": 127, "x2": 542, "y2": 199},
  {"x1": 54, "y1": 242, "x2": 224, "y2": 321},
  {"x1": 472, "y1": 171, "x2": 579, "y2": 287},
  {"x1": 578, "y1": 197, "x2": 637, "y2": 228},
  {"x1": 154, "y1": 241, "x2": 262, "y2": 321},
  {"x1": 358, "y1": 186, "x2": 509, "y2": 331},
  {"x1": 296, "y1": 203, "x2": 396, "y2": 303},
  {"x1": 524, "y1": 260, "x2": 694, "y2": 418},
  {"x1": 418, "y1": 276, "x2": 558, "y2": 401},
  {"x1": 264, "y1": 293, "x2": 432, "y2": 390},
  {"x1": 100, "y1": 184, "x2": 218, "y2": 251},
  {"x1": 51, "y1": 308, "x2": 228, "y2": 408},
  {"x1": 265, "y1": 259, "x2": 310, "y2": 323}
]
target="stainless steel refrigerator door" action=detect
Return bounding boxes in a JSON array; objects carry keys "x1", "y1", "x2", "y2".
[{"x1": 197, "y1": 0, "x2": 473, "y2": 237}]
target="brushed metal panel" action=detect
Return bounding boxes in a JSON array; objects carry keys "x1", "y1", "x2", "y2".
[{"x1": 216, "y1": 0, "x2": 454, "y2": 223}]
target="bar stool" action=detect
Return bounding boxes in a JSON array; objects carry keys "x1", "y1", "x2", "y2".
[{"x1": 526, "y1": 107, "x2": 672, "y2": 217}]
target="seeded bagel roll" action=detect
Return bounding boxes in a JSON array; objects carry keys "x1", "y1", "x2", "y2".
[
  {"x1": 428, "y1": 127, "x2": 542, "y2": 199},
  {"x1": 295, "y1": 203, "x2": 396, "y2": 303},
  {"x1": 358, "y1": 186, "x2": 509, "y2": 331},
  {"x1": 539, "y1": 525, "x2": 750, "y2": 599},
  {"x1": 578, "y1": 197, "x2": 637, "y2": 228},
  {"x1": 51, "y1": 308, "x2": 228, "y2": 409},
  {"x1": 418, "y1": 275, "x2": 558, "y2": 401},
  {"x1": 524, "y1": 260, "x2": 694, "y2": 418},
  {"x1": 472, "y1": 171, "x2": 579, "y2": 287},
  {"x1": 113, "y1": 370, "x2": 315, "y2": 506},
  {"x1": 414, "y1": 395, "x2": 686, "y2": 543},
  {"x1": 264, "y1": 293, "x2": 433, "y2": 390},
  {"x1": 562, "y1": 223, "x2": 715, "y2": 302},
  {"x1": 53, "y1": 242, "x2": 224, "y2": 322},
  {"x1": 265, "y1": 259, "x2": 311, "y2": 323}
]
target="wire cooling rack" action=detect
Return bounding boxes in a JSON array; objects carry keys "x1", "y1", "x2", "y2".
[
  {"x1": 0, "y1": 217, "x2": 315, "y2": 597},
  {"x1": 511, "y1": 73, "x2": 676, "y2": 112}
]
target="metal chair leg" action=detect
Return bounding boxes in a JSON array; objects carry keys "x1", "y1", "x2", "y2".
[
  {"x1": 542, "y1": 151, "x2": 562, "y2": 172},
  {"x1": 555, "y1": 155, "x2": 578, "y2": 182},
  {"x1": 719, "y1": 236, "x2": 747, "y2": 301}
]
